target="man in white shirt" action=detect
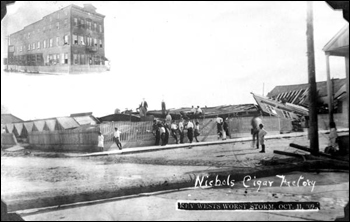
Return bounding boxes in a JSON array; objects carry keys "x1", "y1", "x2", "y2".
[
  {"x1": 196, "y1": 106, "x2": 203, "y2": 115},
  {"x1": 114, "y1": 127, "x2": 122, "y2": 150},
  {"x1": 190, "y1": 106, "x2": 196, "y2": 114},
  {"x1": 171, "y1": 121, "x2": 178, "y2": 144},
  {"x1": 178, "y1": 118, "x2": 185, "y2": 144},
  {"x1": 97, "y1": 131, "x2": 104, "y2": 152},
  {"x1": 186, "y1": 120, "x2": 194, "y2": 143},
  {"x1": 216, "y1": 115, "x2": 223, "y2": 139}
]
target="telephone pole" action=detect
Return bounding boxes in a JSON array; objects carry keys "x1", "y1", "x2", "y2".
[{"x1": 306, "y1": 1, "x2": 319, "y2": 156}]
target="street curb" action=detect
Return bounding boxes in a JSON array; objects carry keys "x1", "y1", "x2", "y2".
[
  {"x1": 76, "y1": 129, "x2": 349, "y2": 157},
  {"x1": 4, "y1": 161, "x2": 325, "y2": 213}
]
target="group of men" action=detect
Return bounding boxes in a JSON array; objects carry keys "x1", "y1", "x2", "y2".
[
  {"x1": 216, "y1": 115, "x2": 231, "y2": 140},
  {"x1": 250, "y1": 115, "x2": 267, "y2": 153},
  {"x1": 152, "y1": 117, "x2": 200, "y2": 146}
]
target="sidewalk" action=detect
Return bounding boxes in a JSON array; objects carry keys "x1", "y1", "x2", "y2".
[
  {"x1": 2, "y1": 129, "x2": 348, "y2": 213},
  {"x1": 76, "y1": 128, "x2": 349, "y2": 157}
]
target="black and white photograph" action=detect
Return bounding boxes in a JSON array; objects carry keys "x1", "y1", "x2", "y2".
[{"x1": 1, "y1": 1, "x2": 349, "y2": 221}]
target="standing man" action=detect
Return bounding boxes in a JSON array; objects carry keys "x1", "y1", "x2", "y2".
[
  {"x1": 159, "y1": 123, "x2": 166, "y2": 146},
  {"x1": 251, "y1": 114, "x2": 262, "y2": 149},
  {"x1": 152, "y1": 120, "x2": 160, "y2": 146},
  {"x1": 139, "y1": 98, "x2": 148, "y2": 116},
  {"x1": 216, "y1": 115, "x2": 223, "y2": 139},
  {"x1": 223, "y1": 117, "x2": 231, "y2": 139},
  {"x1": 258, "y1": 124, "x2": 267, "y2": 153},
  {"x1": 186, "y1": 119, "x2": 194, "y2": 143},
  {"x1": 170, "y1": 121, "x2": 178, "y2": 144},
  {"x1": 178, "y1": 118, "x2": 185, "y2": 144},
  {"x1": 113, "y1": 127, "x2": 122, "y2": 150},
  {"x1": 165, "y1": 111, "x2": 172, "y2": 127},
  {"x1": 97, "y1": 131, "x2": 104, "y2": 152},
  {"x1": 194, "y1": 121, "x2": 200, "y2": 142}
]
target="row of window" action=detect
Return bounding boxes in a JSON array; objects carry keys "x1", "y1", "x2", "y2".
[
  {"x1": 15, "y1": 35, "x2": 103, "y2": 53},
  {"x1": 7, "y1": 53, "x2": 105, "y2": 66},
  {"x1": 18, "y1": 18, "x2": 103, "y2": 41},
  {"x1": 72, "y1": 35, "x2": 103, "y2": 48},
  {"x1": 73, "y1": 18, "x2": 103, "y2": 33}
]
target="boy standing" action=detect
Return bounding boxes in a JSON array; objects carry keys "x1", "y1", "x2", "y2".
[
  {"x1": 258, "y1": 124, "x2": 267, "y2": 153},
  {"x1": 97, "y1": 131, "x2": 104, "y2": 152},
  {"x1": 114, "y1": 127, "x2": 122, "y2": 150}
]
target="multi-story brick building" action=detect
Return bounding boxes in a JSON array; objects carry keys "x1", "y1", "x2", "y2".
[{"x1": 6, "y1": 4, "x2": 107, "y2": 74}]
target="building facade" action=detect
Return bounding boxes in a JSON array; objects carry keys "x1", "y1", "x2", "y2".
[{"x1": 6, "y1": 4, "x2": 107, "y2": 74}]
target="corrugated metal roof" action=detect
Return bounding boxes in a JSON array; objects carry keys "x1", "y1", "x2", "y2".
[
  {"x1": 252, "y1": 93, "x2": 307, "y2": 119},
  {"x1": 267, "y1": 78, "x2": 347, "y2": 107},
  {"x1": 56, "y1": 117, "x2": 79, "y2": 129}
]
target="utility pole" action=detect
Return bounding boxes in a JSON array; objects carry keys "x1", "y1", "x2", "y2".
[{"x1": 306, "y1": 1, "x2": 319, "y2": 156}]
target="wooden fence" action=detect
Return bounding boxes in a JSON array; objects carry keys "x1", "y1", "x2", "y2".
[{"x1": 27, "y1": 116, "x2": 292, "y2": 152}]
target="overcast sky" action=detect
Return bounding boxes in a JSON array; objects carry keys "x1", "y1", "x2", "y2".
[{"x1": 1, "y1": 1, "x2": 348, "y2": 120}]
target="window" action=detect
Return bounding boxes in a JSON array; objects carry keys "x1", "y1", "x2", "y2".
[
  {"x1": 47, "y1": 55, "x2": 50, "y2": 64},
  {"x1": 64, "y1": 35, "x2": 69, "y2": 45},
  {"x1": 38, "y1": 29, "x2": 40, "y2": 33},
  {"x1": 49, "y1": 24, "x2": 52, "y2": 31},
  {"x1": 56, "y1": 37, "x2": 59, "y2": 46},
  {"x1": 73, "y1": 35, "x2": 78, "y2": 45},
  {"x1": 28, "y1": 44, "x2": 31, "y2": 51},
  {"x1": 94, "y1": 38, "x2": 98, "y2": 47},
  {"x1": 56, "y1": 54, "x2": 60, "y2": 64},
  {"x1": 37, "y1": 41, "x2": 40, "y2": 49},
  {"x1": 64, "y1": 19, "x2": 68, "y2": 26},
  {"x1": 64, "y1": 53, "x2": 68, "y2": 64},
  {"x1": 99, "y1": 24, "x2": 102, "y2": 33},
  {"x1": 81, "y1": 19, "x2": 85, "y2": 28},
  {"x1": 57, "y1": 12, "x2": 60, "y2": 19},
  {"x1": 99, "y1": 39, "x2": 103, "y2": 48},
  {"x1": 43, "y1": 40, "x2": 46, "y2": 48},
  {"x1": 94, "y1": 23, "x2": 97, "y2": 31},
  {"x1": 53, "y1": 54, "x2": 57, "y2": 64},
  {"x1": 32, "y1": 43, "x2": 35, "y2": 50},
  {"x1": 74, "y1": 18, "x2": 78, "y2": 26},
  {"x1": 87, "y1": 37, "x2": 92, "y2": 46},
  {"x1": 49, "y1": 38, "x2": 53, "y2": 47},
  {"x1": 79, "y1": 36, "x2": 85, "y2": 45},
  {"x1": 50, "y1": 16, "x2": 52, "y2": 22},
  {"x1": 73, "y1": 54, "x2": 78, "y2": 65},
  {"x1": 28, "y1": 33, "x2": 30, "y2": 38},
  {"x1": 56, "y1": 22, "x2": 60, "y2": 30},
  {"x1": 43, "y1": 27, "x2": 46, "y2": 32},
  {"x1": 20, "y1": 46, "x2": 22, "y2": 52}
]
